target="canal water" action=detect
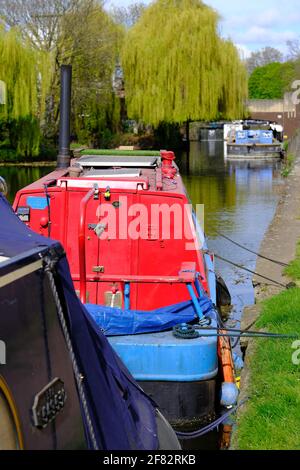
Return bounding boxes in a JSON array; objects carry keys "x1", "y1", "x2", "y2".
[
  {"x1": 1, "y1": 165, "x2": 54, "y2": 204},
  {"x1": 179, "y1": 140, "x2": 283, "y2": 332},
  {"x1": 1, "y1": 142, "x2": 283, "y2": 449}
]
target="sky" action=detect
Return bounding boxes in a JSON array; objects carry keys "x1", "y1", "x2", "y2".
[{"x1": 106, "y1": 0, "x2": 300, "y2": 58}]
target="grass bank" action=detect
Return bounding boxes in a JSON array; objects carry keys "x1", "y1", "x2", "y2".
[
  {"x1": 284, "y1": 240, "x2": 300, "y2": 281},
  {"x1": 233, "y1": 262, "x2": 300, "y2": 449},
  {"x1": 281, "y1": 153, "x2": 295, "y2": 177}
]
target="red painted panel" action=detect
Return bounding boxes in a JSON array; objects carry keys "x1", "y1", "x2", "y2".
[{"x1": 14, "y1": 181, "x2": 208, "y2": 310}]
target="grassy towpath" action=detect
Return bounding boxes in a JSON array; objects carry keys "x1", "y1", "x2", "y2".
[{"x1": 233, "y1": 282, "x2": 300, "y2": 449}]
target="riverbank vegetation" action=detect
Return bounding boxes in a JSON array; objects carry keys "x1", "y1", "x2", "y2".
[
  {"x1": 0, "y1": 0, "x2": 122, "y2": 161},
  {"x1": 249, "y1": 61, "x2": 297, "y2": 99},
  {"x1": 285, "y1": 241, "x2": 300, "y2": 280},
  {"x1": 234, "y1": 267, "x2": 300, "y2": 449},
  {"x1": 0, "y1": 25, "x2": 52, "y2": 159},
  {"x1": 0, "y1": 0, "x2": 247, "y2": 162},
  {"x1": 247, "y1": 41, "x2": 300, "y2": 100},
  {"x1": 281, "y1": 153, "x2": 295, "y2": 177}
]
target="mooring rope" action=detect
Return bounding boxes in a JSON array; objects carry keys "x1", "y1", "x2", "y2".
[
  {"x1": 196, "y1": 331, "x2": 297, "y2": 339},
  {"x1": 194, "y1": 325, "x2": 298, "y2": 339},
  {"x1": 213, "y1": 253, "x2": 290, "y2": 289},
  {"x1": 44, "y1": 257, "x2": 99, "y2": 450},
  {"x1": 230, "y1": 318, "x2": 258, "y2": 349},
  {"x1": 175, "y1": 399, "x2": 248, "y2": 440},
  {"x1": 214, "y1": 230, "x2": 289, "y2": 267}
]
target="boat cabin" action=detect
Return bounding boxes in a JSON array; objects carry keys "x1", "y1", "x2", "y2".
[{"x1": 13, "y1": 150, "x2": 210, "y2": 311}]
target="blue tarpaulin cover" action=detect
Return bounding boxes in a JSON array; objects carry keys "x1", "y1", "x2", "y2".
[
  {"x1": 0, "y1": 194, "x2": 158, "y2": 450},
  {"x1": 86, "y1": 297, "x2": 216, "y2": 336}
]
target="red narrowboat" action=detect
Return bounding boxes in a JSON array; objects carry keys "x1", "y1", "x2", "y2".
[{"x1": 12, "y1": 66, "x2": 238, "y2": 431}]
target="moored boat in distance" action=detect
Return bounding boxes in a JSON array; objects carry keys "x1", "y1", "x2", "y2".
[
  {"x1": 12, "y1": 66, "x2": 238, "y2": 435},
  {"x1": 225, "y1": 121, "x2": 283, "y2": 160}
]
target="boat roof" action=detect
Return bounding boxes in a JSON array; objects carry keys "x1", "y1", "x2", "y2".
[
  {"x1": 80, "y1": 149, "x2": 160, "y2": 157},
  {"x1": 78, "y1": 154, "x2": 160, "y2": 168},
  {"x1": 18, "y1": 149, "x2": 186, "y2": 195}
]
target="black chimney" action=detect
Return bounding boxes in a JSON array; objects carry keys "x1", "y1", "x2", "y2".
[{"x1": 57, "y1": 65, "x2": 72, "y2": 169}]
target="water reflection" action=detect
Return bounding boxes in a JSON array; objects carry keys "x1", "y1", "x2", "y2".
[
  {"x1": 0, "y1": 165, "x2": 55, "y2": 203},
  {"x1": 179, "y1": 141, "x2": 283, "y2": 324}
]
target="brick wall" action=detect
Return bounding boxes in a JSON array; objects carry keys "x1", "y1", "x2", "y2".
[{"x1": 247, "y1": 94, "x2": 300, "y2": 138}]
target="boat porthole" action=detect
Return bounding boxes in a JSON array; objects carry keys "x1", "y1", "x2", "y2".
[{"x1": 0, "y1": 376, "x2": 24, "y2": 450}]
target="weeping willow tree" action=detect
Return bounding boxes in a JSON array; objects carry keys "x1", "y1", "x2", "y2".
[
  {"x1": 121, "y1": 0, "x2": 248, "y2": 128},
  {"x1": 0, "y1": 25, "x2": 52, "y2": 157},
  {"x1": 219, "y1": 39, "x2": 248, "y2": 119}
]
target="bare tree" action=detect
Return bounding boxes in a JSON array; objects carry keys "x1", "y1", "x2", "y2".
[
  {"x1": 286, "y1": 39, "x2": 300, "y2": 60},
  {"x1": 0, "y1": 0, "x2": 95, "y2": 51},
  {"x1": 110, "y1": 1, "x2": 146, "y2": 29},
  {"x1": 247, "y1": 47, "x2": 283, "y2": 74}
]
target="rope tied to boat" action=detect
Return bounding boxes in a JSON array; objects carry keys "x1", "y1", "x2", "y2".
[
  {"x1": 175, "y1": 398, "x2": 248, "y2": 440},
  {"x1": 211, "y1": 252, "x2": 295, "y2": 290},
  {"x1": 43, "y1": 256, "x2": 99, "y2": 451},
  {"x1": 172, "y1": 323, "x2": 298, "y2": 340},
  {"x1": 173, "y1": 323, "x2": 199, "y2": 339},
  {"x1": 213, "y1": 230, "x2": 289, "y2": 267}
]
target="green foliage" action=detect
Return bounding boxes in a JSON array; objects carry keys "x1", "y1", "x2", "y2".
[
  {"x1": 249, "y1": 61, "x2": 296, "y2": 99},
  {"x1": 0, "y1": 148, "x2": 18, "y2": 161},
  {"x1": 121, "y1": 0, "x2": 248, "y2": 125},
  {"x1": 10, "y1": 116, "x2": 41, "y2": 157},
  {"x1": 284, "y1": 239, "x2": 300, "y2": 279},
  {"x1": 281, "y1": 153, "x2": 295, "y2": 177},
  {"x1": 219, "y1": 40, "x2": 248, "y2": 120},
  {"x1": 0, "y1": 25, "x2": 52, "y2": 157},
  {"x1": 0, "y1": 26, "x2": 37, "y2": 119},
  {"x1": 0, "y1": 2, "x2": 123, "y2": 156},
  {"x1": 283, "y1": 140, "x2": 289, "y2": 152},
  {"x1": 246, "y1": 47, "x2": 283, "y2": 75}
]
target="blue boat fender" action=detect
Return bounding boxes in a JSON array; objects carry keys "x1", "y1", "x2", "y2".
[
  {"x1": 233, "y1": 352, "x2": 244, "y2": 371},
  {"x1": 220, "y1": 382, "x2": 239, "y2": 407}
]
